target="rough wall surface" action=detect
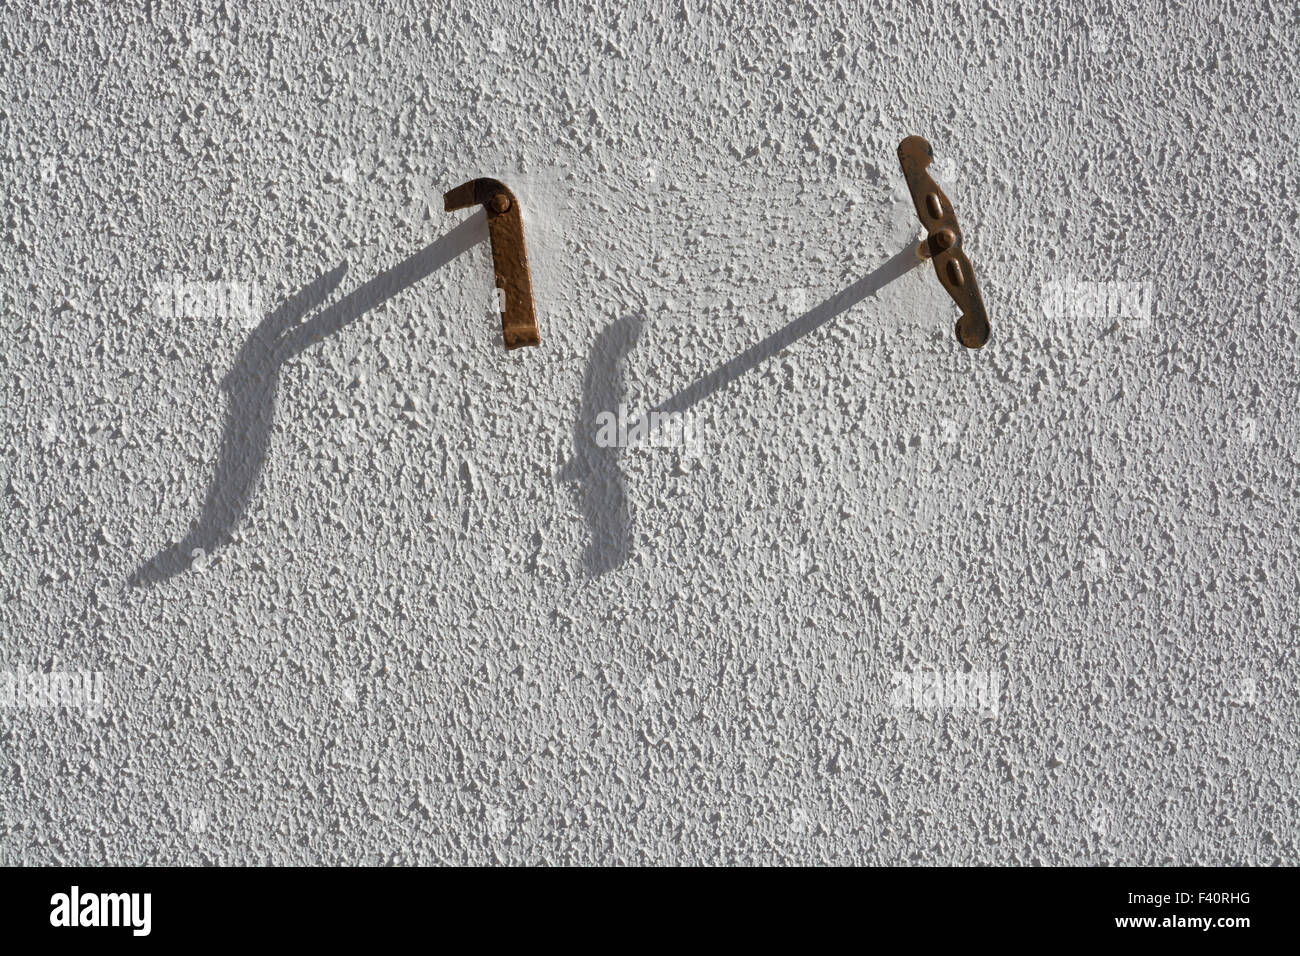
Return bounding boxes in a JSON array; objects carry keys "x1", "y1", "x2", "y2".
[{"x1": 1, "y1": 0, "x2": 1297, "y2": 865}]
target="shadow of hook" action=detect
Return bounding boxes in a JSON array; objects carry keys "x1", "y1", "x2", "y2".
[
  {"x1": 650, "y1": 243, "x2": 921, "y2": 419},
  {"x1": 130, "y1": 213, "x2": 487, "y2": 586},
  {"x1": 558, "y1": 315, "x2": 643, "y2": 576},
  {"x1": 560, "y1": 243, "x2": 922, "y2": 578}
]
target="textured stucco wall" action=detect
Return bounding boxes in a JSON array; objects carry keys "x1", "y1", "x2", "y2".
[{"x1": 2, "y1": 0, "x2": 1297, "y2": 865}]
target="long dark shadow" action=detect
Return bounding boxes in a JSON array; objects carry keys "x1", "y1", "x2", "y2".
[
  {"x1": 558, "y1": 315, "x2": 643, "y2": 575},
  {"x1": 649, "y1": 243, "x2": 921, "y2": 419},
  {"x1": 562, "y1": 243, "x2": 921, "y2": 579},
  {"x1": 131, "y1": 213, "x2": 487, "y2": 586}
]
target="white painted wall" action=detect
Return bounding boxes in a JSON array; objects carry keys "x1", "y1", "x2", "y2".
[{"x1": 2, "y1": 0, "x2": 1297, "y2": 863}]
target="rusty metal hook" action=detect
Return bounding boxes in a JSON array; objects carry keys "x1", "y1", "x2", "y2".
[
  {"x1": 897, "y1": 136, "x2": 991, "y2": 349},
  {"x1": 444, "y1": 178, "x2": 541, "y2": 350}
]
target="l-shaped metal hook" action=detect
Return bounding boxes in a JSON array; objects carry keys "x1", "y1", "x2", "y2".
[
  {"x1": 897, "y1": 136, "x2": 991, "y2": 349},
  {"x1": 444, "y1": 178, "x2": 541, "y2": 350}
]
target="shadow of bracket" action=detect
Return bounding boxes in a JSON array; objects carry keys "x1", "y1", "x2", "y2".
[
  {"x1": 131, "y1": 213, "x2": 487, "y2": 586},
  {"x1": 561, "y1": 242, "x2": 922, "y2": 578}
]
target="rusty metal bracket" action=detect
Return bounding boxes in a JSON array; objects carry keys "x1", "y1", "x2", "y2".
[
  {"x1": 897, "y1": 136, "x2": 991, "y2": 349},
  {"x1": 444, "y1": 178, "x2": 541, "y2": 350}
]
